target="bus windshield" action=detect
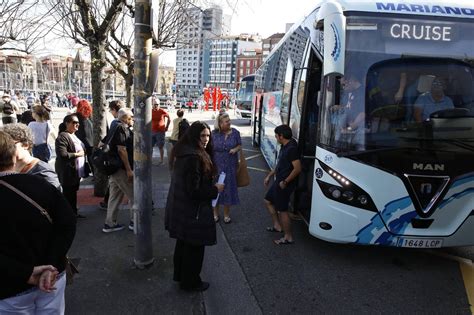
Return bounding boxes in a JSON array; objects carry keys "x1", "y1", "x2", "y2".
[
  {"x1": 320, "y1": 14, "x2": 474, "y2": 153},
  {"x1": 237, "y1": 76, "x2": 255, "y2": 105}
]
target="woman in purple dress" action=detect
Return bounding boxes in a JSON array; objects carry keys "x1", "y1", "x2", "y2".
[{"x1": 212, "y1": 112, "x2": 241, "y2": 223}]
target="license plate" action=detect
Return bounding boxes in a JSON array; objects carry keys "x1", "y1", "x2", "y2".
[{"x1": 396, "y1": 237, "x2": 443, "y2": 248}]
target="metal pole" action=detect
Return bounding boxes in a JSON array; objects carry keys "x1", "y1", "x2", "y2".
[{"x1": 133, "y1": 0, "x2": 154, "y2": 268}]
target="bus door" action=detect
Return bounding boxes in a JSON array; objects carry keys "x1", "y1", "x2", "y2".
[
  {"x1": 293, "y1": 54, "x2": 323, "y2": 222},
  {"x1": 252, "y1": 92, "x2": 263, "y2": 147}
]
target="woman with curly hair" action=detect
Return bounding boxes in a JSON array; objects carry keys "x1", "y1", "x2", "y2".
[{"x1": 75, "y1": 99, "x2": 94, "y2": 175}]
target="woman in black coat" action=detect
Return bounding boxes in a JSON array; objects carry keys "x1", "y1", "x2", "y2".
[
  {"x1": 55, "y1": 114, "x2": 86, "y2": 218},
  {"x1": 165, "y1": 121, "x2": 224, "y2": 292}
]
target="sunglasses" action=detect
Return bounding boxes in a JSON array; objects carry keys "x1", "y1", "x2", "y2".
[{"x1": 70, "y1": 121, "x2": 80, "y2": 124}]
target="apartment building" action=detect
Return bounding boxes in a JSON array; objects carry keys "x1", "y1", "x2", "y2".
[
  {"x1": 175, "y1": 6, "x2": 224, "y2": 98},
  {"x1": 236, "y1": 48, "x2": 262, "y2": 88},
  {"x1": 0, "y1": 52, "x2": 37, "y2": 91},
  {"x1": 204, "y1": 34, "x2": 261, "y2": 93}
]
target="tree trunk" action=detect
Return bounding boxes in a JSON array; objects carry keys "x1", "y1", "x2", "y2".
[{"x1": 90, "y1": 44, "x2": 109, "y2": 197}]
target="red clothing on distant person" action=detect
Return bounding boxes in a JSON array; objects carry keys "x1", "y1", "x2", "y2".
[{"x1": 152, "y1": 108, "x2": 170, "y2": 132}]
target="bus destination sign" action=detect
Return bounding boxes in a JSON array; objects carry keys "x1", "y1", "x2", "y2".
[{"x1": 383, "y1": 22, "x2": 454, "y2": 42}]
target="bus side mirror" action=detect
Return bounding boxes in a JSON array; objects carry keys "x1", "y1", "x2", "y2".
[{"x1": 315, "y1": 1, "x2": 346, "y2": 77}]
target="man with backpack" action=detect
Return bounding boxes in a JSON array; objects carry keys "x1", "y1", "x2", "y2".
[{"x1": 1, "y1": 93, "x2": 20, "y2": 125}]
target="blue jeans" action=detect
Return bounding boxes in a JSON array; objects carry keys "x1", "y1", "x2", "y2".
[
  {"x1": 32, "y1": 143, "x2": 51, "y2": 162},
  {"x1": 0, "y1": 272, "x2": 66, "y2": 314}
]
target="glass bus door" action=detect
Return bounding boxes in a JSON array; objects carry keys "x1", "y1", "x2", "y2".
[
  {"x1": 293, "y1": 54, "x2": 323, "y2": 221},
  {"x1": 252, "y1": 93, "x2": 263, "y2": 147}
]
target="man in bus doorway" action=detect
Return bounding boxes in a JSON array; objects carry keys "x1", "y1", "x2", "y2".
[
  {"x1": 331, "y1": 71, "x2": 366, "y2": 150},
  {"x1": 263, "y1": 124, "x2": 301, "y2": 245}
]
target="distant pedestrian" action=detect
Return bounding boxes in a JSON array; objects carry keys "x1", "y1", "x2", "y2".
[
  {"x1": 263, "y1": 124, "x2": 301, "y2": 245},
  {"x1": 169, "y1": 109, "x2": 185, "y2": 146},
  {"x1": 151, "y1": 99, "x2": 170, "y2": 165},
  {"x1": 19, "y1": 108, "x2": 35, "y2": 125},
  {"x1": 28, "y1": 105, "x2": 55, "y2": 163},
  {"x1": 187, "y1": 100, "x2": 193, "y2": 113},
  {"x1": 1, "y1": 93, "x2": 20, "y2": 125},
  {"x1": 0, "y1": 130, "x2": 76, "y2": 314},
  {"x1": 1, "y1": 123, "x2": 61, "y2": 190},
  {"x1": 165, "y1": 121, "x2": 224, "y2": 292},
  {"x1": 102, "y1": 108, "x2": 135, "y2": 233},
  {"x1": 69, "y1": 93, "x2": 79, "y2": 109},
  {"x1": 55, "y1": 114, "x2": 87, "y2": 218},
  {"x1": 26, "y1": 93, "x2": 36, "y2": 109},
  {"x1": 211, "y1": 112, "x2": 241, "y2": 224},
  {"x1": 15, "y1": 91, "x2": 28, "y2": 117}
]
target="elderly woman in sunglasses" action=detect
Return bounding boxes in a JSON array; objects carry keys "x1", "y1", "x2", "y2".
[{"x1": 55, "y1": 113, "x2": 87, "y2": 218}]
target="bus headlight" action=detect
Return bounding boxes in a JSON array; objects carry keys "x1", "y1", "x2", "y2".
[
  {"x1": 317, "y1": 162, "x2": 377, "y2": 212},
  {"x1": 342, "y1": 191, "x2": 354, "y2": 201},
  {"x1": 358, "y1": 195, "x2": 368, "y2": 205},
  {"x1": 329, "y1": 186, "x2": 341, "y2": 198}
]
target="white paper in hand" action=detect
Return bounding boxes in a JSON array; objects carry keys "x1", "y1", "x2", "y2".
[{"x1": 212, "y1": 172, "x2": 226, "y2": 207}]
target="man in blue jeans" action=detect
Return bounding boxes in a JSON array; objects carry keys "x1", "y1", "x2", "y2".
[{"x1": 263, "y1": 124, "x2": 301, "y2": 245}]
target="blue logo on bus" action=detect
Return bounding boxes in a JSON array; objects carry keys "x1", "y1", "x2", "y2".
[
  {"x1": 315, "y1": 168, "x2": 323, "y2": 179},
  {"x1": 376, "y1": 2, "x2": 474, "y2": 17},
  {"x1": 330, "y1": 23, "x2": 341, "y2": 61}
]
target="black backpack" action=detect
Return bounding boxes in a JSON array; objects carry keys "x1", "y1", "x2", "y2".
[
  {"x1": 178, "y1": 118, "x2": 190, "y2": 139},
  {"x1": 2, "y1": 101, "x2": 13, "y2": 115},
  {"x1": 91, "y1": 125, "x2": 122, "y2": 175}
]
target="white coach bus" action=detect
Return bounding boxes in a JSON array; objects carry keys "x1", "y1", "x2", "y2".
[{"x1": 252, "y1": 0, "x2": 474, "y2": 247}]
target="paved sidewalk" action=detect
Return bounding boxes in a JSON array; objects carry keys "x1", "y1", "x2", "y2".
[{"x1": 65, "y1": 118, "x2": 260, "y2": 314}]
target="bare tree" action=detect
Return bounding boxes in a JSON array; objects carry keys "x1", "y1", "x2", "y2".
[
  {"x1": 48, "y1": 0, "x2": 127, "y2": 196},
  {"x1": 0, "y1": 1, "x2": 56, "y2": 53},
  {"x1": 105, "y1": 7, "x2": 134, "y2": 106},
  {"x1": 105, "y1": 0, "x2": 194, "y2": 107}
]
